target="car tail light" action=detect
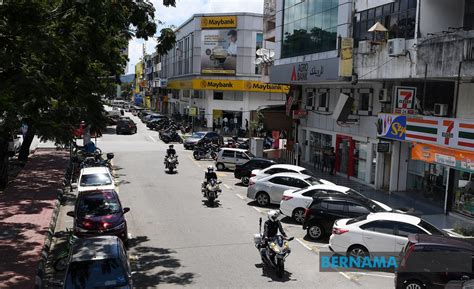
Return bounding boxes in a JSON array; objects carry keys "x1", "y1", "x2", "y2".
[
  {"x1": 249, "y1": 179, "x2": 255, "y2": 186},
  {"x1": 332, "y1": 228, "x2": 349, "y2": 235},
  {"x1": 251, "y1": 173, "x2": 256, "y2": 177},
  {"x1": 400, "y1": 243, "x2": 415, "y2": 269},
  {"x1": 81, "y1": 220, "x2": 93, "y2": 229},
  {"x1": 281, "y1": 195, "x2": 293, "y2": 201},
  {"x1": 101, "y1": 222, "x2": 111, "y2": 230}
]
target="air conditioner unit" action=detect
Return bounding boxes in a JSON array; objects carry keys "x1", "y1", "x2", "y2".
[
  {"x1": 434, "y1": 103, "x2": 448, "y2": 116},
  {"x1": 388, "y1": 38, "x2": 406, "y2": 57},
  {"x1": 358, "y1": 40, "x2": 372, "y2": 55},
  {"x1": 378, "y1": 89, "x2": 390, "y2": 102}
]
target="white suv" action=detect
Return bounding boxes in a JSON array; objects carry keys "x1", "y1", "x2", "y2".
[
  {"x1": 76, "y1": 167, "x2": 115, "y2": 193},
  {"x1": 215, "y1": 148, "x2": 254, "y2": 171}
]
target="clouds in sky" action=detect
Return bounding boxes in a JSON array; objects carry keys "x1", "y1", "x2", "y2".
[{"x1": 126, "y1": 0, "x2": 263, "y2": 74}]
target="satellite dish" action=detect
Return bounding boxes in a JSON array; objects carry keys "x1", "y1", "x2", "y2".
[{"x1": 254, "y1": 58, "x2": 263, "y2": 65}]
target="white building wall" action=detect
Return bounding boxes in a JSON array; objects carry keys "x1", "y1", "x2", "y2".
[
  {"x1": 456, "y1": 83, "x2": 474, "y2": 120},
  {"x1": 418, "y1": 0, "x2": 464, "y2": 37}
]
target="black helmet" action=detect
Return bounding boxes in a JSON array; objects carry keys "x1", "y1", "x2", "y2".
[{"x1": 169, "y1": 144, "x2": 174, "y2": 149}]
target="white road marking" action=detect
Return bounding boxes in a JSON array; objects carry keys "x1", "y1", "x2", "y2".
[
  {"x1": 253, "y1": 207, "x2": 262, "y2": 213},
  {"x1": 223, "y1": 184, "x2": 230, "y2": 189},
  {"x1": 148, "y1": 135, "x2": 156, "y2": 142},
  {"x1": 235, "y1": 193, "x2": 245, "y2": 200},
  {"x1": 349, "y1": 272, "x2": 394, "y2": 279},
  {"x1": 338, "y1": 271, "x2": 352, "y2": 281},
  {"x1": 295, "y1": 238, "x2": 313, "y2": 251}
]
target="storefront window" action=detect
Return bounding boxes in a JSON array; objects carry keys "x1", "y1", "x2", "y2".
[
  {"x1": 309, "y1": 131, "x2": 332, "y2": 166},
  {"x1": 454, "y1": 171, "x2": 474, "y2": 218},
  {"x1": 353, "y1": 141, "x2": 368, "y2": 180}
]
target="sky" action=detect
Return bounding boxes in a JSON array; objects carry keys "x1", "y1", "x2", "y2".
[{"x1": 126, "y1": 0, "x2": 264, "y2": 74}]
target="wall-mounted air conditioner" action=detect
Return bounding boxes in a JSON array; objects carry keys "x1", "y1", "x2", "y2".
[
  {"x1": 434, "y1": 103, "x2": 448, "y2": 116},
  {"x1": 388, "y1": 38, "x2": 406, "y2": 57},
  {"x1": 378, "y1": 89, "x2": 390, "y2": 102}
]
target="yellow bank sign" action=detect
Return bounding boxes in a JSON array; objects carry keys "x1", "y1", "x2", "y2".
[
  {"x1": 201, "y1": 16, "x2": 237, "y2": 29},
  {"x1": 167, "y1": 79, "x2": 290, "y2": 93}
]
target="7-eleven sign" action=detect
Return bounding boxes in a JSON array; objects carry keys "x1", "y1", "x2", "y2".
[{"x1": 394, "y1": 86, "x2": 417, "y2": 115}]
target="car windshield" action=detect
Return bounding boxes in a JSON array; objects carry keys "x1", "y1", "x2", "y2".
[
  {"x1": 77, "y1": 191, "x2": 121, "y2": 216},
  {"x1": 64, "y1": 258, "x2": 128, "y2": 289},
  {"x1": 345, "y1": 189, "x2": 366, "y2": 198},
  {"x1": 191, "y1": 132, "x2": 206, "y2": 138},
  {"x1": 418, "y1": 219, "x2": 447, "y2": 236},
  {"x1": 300, "y1": 169, "x2": 315, "y2": 176},
  {"x1": 346, "y1": 215, "x2": 368, "y2": 225},
  {"x1": 80, "y1": 173, "x2": 112, "y2": 187},
  {"x1": 305, "y1": 176, "x2": 323, "y2": 185}
]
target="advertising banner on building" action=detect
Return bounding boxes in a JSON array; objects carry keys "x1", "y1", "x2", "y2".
[
  {"x1": 394, "y1": 86, "x2": 417, "y2": 114},
  {"x1": 376, "y1": 114, "x2": 406, "y2": 141},
  {"x1": 167, "y1": 79, "x2": 290, "y2": 93},
  {"x1": 201, "y1": 29, "x2": 237, "y2": 75},
  {"x1": 411, "y1": 143, "x2": 474, "y2": 172},
  {"x1": 270, "y1": 58, "x2": 339, "y2": 84},
  {"x1": 201, "y1": 16, "x2": 237, "y2": 29},
  {"x1": 339, "y1": 38, "x2": 353, "y2": 77}
]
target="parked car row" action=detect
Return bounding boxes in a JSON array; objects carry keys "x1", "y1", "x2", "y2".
[{"x1": 61, "y1": 145, "x2": 133, "y2": 288}]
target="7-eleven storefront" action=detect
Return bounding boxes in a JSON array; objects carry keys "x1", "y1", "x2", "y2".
[{"x1": 377, "y1": 114, "x2": 474, "y2": 219}]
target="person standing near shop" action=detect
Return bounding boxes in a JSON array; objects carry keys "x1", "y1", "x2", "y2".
[
  {"x1": 328, "y1": 147, "x2": 336, "y2": 175},
  {"x1": 294, "y1": 142, "x2": 302, "y2": 166}
]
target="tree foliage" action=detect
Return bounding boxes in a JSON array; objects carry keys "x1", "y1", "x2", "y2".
[{"x1": 0, "y1": 0, "x2": 177, "y2": 188}]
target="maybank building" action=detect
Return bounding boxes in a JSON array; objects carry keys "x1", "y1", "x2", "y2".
[{"x1": 156, "y1": 13, "x2": 287, "y2": 131}]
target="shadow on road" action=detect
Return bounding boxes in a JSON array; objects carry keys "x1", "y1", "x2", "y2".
[
  {"x1": 201, "y1": 199, "x2": 222, "y2": 208},
  {"x1": 246, "y1": 201, "x2": 279, "y2": 210},
  {"x1": 302, "y1": 234, "x2": 329, "y2": 244},
  {"x1": 254, "y1": 263, "x2": 296, "y2": 282},
  {"x1": 128, "y1": 236, "x2": 195, "y2": 287}
]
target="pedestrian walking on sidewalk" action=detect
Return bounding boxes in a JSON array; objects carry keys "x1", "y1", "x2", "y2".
[
  {"x1": 329, "y1": 147, "x2": 336, "y2": 175},
  {"x1": 294, "y1": 142, "x2": 301, "y2": 166}
]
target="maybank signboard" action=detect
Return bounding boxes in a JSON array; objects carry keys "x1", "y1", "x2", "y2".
[
  {"x1": 201, "y1": 16, "x2": 237, "y2": 29},
  {"x1": 168, "y1": 79, "x2": 289, "y2": 94}
]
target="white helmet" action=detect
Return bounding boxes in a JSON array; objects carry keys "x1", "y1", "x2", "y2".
[
  {"x1": 268, "y1": 210, "x2": 280, "y2": 222},
  {"x1": 207, "y1": 165, "x2": 214, "y2": 173}
]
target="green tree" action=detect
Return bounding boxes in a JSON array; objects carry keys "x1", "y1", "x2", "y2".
[{"x1": 0, "y1": 0, "x2": 177, "y2": 188}]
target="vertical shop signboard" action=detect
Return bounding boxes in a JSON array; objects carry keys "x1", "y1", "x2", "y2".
[{"x1": 394, "y1": 86, "x2": 417, "y2": 114}]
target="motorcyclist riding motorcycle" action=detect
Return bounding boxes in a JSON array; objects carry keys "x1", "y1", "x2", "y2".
[
  {"x1": 202, "y1": 166, "x2": 218, "y2": 195},
  {"x1": 262, "y1": 210, "x2": 287, "y2": 247}
]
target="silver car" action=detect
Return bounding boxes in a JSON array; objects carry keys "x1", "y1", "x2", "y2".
[{"x1": 247, "y1": 172, "x2": 334, "y2": 206}]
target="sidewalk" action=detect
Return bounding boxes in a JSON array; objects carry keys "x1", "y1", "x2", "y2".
[
  {"x1": 0, "y1": 149, "x2": 68, "y2": 289},
  {"x1": 300, "y1": 161, "x2": 472, "y2": 231}
]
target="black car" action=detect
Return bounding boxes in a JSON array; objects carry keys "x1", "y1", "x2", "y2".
[
  {"x1": 67, "y1": 189, "x2": 130, "y2": 243},
  {"x1": 63, "y1": 236, "x2": 132, "y2": 289},
  {"x1": 395, "y1": 234, "x2": 474, "y2": 289},
  {"x1": 234, "y1": 158, "x2": 276, "y2": 185},
  {"x1": 116, "y1": 119, "x2": 137, "y2": 134},
  {"x1": 184, "y1": 131, "x2": 221, "y2": 150},
  {"x1": 302, "y1": 193, "x2": 390, "y2": 240}
]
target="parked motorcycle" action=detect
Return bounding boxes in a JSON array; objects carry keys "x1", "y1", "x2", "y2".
[
  {"x1": 254, "y1": 217, "x2": 294, "y2": 278},
  {"x1": 202, "y1": 178, "x2": 222, "y2": 206},
  {"x1": 164, "y1": 154, "x2": 179, "y2": 173},
  {"x1": 193, "y1": 144, "x2": 219, "y2": 160},
  {"x1": 161, "y1": 130, "x2": 183, "y2": 144}
]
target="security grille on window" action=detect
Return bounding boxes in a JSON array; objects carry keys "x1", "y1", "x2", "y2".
[
  {"x1": 317, "y1": 89, "x2": 329, "y2": 112},
  {"x1": 358, "y1": 88, "x2": 373, "y2": 116}
]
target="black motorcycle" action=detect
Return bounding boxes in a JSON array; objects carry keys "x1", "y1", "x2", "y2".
[
  {"x1": 254, "y1": 218, "x2": 294, "y2": 278},
  {"x1": 161, "y1": 130, "x2": 182, "y2": 144},
  {"x1": 164, "y1": 154, "x2": 178, "y2": 173},
  {"x1": 193, "y1": 144, "x2": 219, "y2": 160}
]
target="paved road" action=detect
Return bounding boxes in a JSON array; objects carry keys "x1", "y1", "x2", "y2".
[{"x1": 60, "y1": 112, "x2": 395, "y2": 289}]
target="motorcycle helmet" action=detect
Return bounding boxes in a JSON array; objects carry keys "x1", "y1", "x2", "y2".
[
  {"x1": 268, "y1": 210, "x2": 280, "y2": 222},
  {"x1": 169, "y1": 144, "x2": 174, "y2": 149},
  {"x1": 207, "y1": 165, "x2": 214, "y2": 173}
]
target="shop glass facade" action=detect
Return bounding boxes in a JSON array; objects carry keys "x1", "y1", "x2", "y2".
[
  {"x1": 454, "y1": 171, "x2": 474, "y2": 218},
  {"x1": 282, "y1": 0, "x2": 339, "y2": 58},
  {"x1": 309, "y1": 131, "x2": 332, "y2": 165},
  {"x1": 353, "y1": 141, "x2": 368, "y2": 181}
]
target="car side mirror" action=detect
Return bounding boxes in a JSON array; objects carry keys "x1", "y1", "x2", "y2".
[
  {"x1": 123, "y1": 207, "x2": 130, "y2": 214},
  {"x1": 66, "y1": 211, "x2": 75, "y2": 217}
]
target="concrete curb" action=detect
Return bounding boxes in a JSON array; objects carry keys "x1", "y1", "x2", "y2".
[{"x1": 34, "y1": 186, "x2": 65, "y2": 289}]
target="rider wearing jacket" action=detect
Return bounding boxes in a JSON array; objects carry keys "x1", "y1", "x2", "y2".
[
  {"x1": 202, "y1": 166, "x2": 218, "y2": 195},
  {"x1": 166, "y1": 144, "x2": 176, "y2": 156},
  {"x1": 263, "y1": 210, "x2": 287, "y2": 242}
]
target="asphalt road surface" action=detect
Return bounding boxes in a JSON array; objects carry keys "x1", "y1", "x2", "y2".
[{"x1": 91, "y1": 112, "x2": 395, "y2": 289}]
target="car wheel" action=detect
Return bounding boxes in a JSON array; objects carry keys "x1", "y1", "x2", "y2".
[
  {"x1": 347, "y1": 245, "x2": 369, "y2": 258},
  {"x1": 292, "y1": 208, "x2": 306, "y2": 224},
  {"x1": 216, "y1": 163, "x2": 225, "y2": 171},
  {"x1": 241, "y1": 176, "x2": 249, "y2": 186},
  {"x1": 307, "y1": 224, "x2": 324, "y2": 240},
  {"x1": 403, "y1": 280, "x2": 425, "y2": 289},
  {"x1": 256, "y1": 192, "x2": 270, "y2": 206}
]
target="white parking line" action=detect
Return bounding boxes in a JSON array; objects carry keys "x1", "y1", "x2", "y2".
[
  {"x1": 149, "y1": 135, "x2": 157, "y2": 142},
  {"x1": 253, "y1": 207, "x2": 262, "y2": 213},
  {"x1": 235, "y1": 193, "x2": 245, "y2": 200},
  {"x1": 223, "y1": 184, "x2": 230, "y2": 189},
  {"x1": 338, "y1": 270, "x2": 352, "y2": 281},
  {"x1": 295, "y1": 238, "x2": 313, "y2": 251},
  {"x1": 349, "y1": 272, "x2": 394, "y2": 279}
]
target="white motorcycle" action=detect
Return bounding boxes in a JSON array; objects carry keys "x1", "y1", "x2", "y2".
[
  {"x1": 164, "y1": 154, "x2": 178, "y2": 173},
  {"x1": 202, "y1": 178, "x2": 222, "y2": 206},
  {"x1": 254, "y1": 218, "x2": 294, "y2": 278}
]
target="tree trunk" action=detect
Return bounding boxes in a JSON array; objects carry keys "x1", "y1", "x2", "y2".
[
  {"x1": 18, "y1": 124, "x2": 36, "y2": 162},
  {"x1": 0, "y1": 135, "x2": 9, "y2": 189}
]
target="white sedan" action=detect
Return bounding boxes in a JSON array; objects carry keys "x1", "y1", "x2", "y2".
[
  {"x1": 329, "y1": 212, "x2": 448, "y2": 258},
  {"x1": 250, "y1": 164, "x2": 320, "y2": 182},
  {"x1": 76, "y1": 167, "x2": 115, "y2": 193},
  {"x1": 279, "y1": 184, "x2": 371, "y2": 223},
  {"x1": 247, "y1": 172, "x2": 332, "y2": 206}
]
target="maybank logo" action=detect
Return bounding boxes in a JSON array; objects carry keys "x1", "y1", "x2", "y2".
[
  {"x1": 205, "y1": 81, "x2": 234, "y2": 89},
  {"x1": 251, "y1": 83, "x2": 285, "y2": 91},
  {"x1": 201, "y1": 16, "x2": 237, "y2": 29}
]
